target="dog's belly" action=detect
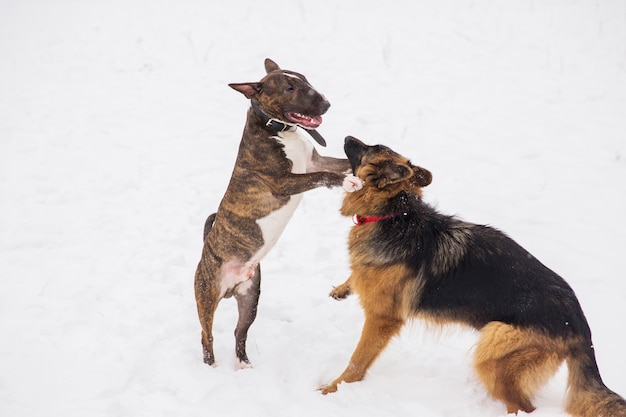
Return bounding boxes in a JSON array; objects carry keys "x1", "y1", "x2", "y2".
[
  {"x1": 255, "y1": 192, "x2": 303, "y2": 259},
  {"x1": 219, "y1": 196, "x2": 302, "y2": 298},
  {"x1": 219, "y1": 260, "x2": 256, "y2": 297}
]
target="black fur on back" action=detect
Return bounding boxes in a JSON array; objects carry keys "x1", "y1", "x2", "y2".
[{"x1": 366, "y1": 190, "x2": 592, "y2": 341}]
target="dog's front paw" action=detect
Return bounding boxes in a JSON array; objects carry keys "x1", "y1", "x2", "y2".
[
  {"x1": 329, "y1": 282, "x2": 351, "y2": 300},
  {"x1": 318, "y1": 383, "x2": 339, "y2": 395},
  {"x1": 342, "y1": 175, "x2": 364, "y2": 192}
]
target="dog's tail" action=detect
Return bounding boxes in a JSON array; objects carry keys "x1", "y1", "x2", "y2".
[
  {"x1": 566, "y1": 339, "x2": 626, "y2": 417},
  {"x1": 203, "y1": 213, "x2": 217, "y2": 241}
]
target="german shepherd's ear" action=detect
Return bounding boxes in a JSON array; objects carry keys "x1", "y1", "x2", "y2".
[
  {"x1": 265, "y1": 58, "x2": 281, "y2": 73},
  {"x1": 413, "y1": 165, "x2": 432, "y2": 187},
  {"x1": 228, "y1": 82, "x2": 261, "y2": 99},
  {"x1": 376, "y1": 162, "x2": 413, "y2": 188}
]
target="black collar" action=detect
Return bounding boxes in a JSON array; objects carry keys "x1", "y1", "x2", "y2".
[{"x1": 250, "y1": 100, "x2": 327, "y2": 147}]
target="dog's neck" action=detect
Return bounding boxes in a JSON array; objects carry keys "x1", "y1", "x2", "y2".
[
  {"x1": 251, "y1": 100, "x2": 296, "y2": 132},
  {"x1": 250, "y1": 100, "x2": 327, "y2": 147}
]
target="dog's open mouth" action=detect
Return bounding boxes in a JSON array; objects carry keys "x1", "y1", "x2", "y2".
[{"x1": 285, "y1": 112, "x2": 322, "y2": 129}]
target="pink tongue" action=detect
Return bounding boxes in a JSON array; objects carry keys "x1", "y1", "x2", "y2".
[
  {"x1": 306, "y1": 115, "x2": 322, "y2": 128},
  {"x1": 287, "y1": 113, "x2": 322, "y2": 129}
]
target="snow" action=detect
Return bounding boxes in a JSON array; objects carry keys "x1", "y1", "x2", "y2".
[{"x1": 1, "y1": 1, "x2": 625, "y2": 416}]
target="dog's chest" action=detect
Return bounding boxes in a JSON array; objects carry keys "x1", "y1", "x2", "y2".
[
  {"x1": 274, "y1": 129, "x2": 313, "y2": 174},
  {"x1": 253, "y1": 130, "x2": 311, "y2": 258}
]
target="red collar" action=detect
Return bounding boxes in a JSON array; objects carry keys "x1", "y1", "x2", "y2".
[{"x1": 352, "y1": 213, "x2": 402, "y2": 226}]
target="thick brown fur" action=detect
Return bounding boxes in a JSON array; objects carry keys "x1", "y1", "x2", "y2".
[
  {"x1": 321, "y1": 136, "x2": 626, "y2": 417},
  {"x1": 194, "y1": 59, "x2": 350, "y2": 368}
]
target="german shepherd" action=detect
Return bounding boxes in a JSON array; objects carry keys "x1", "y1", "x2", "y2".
[{"x1": 321, "y1": 136, "x2": 626, "y2": 417}]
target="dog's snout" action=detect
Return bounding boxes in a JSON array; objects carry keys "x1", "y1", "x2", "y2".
[
  {"x1": 309, "y1": 89, "x2": 330, "y2": 113},
  {"x1": 344, "y1": 136, "x2": 367, "y2": 175},
  {"x1": 344, "y1": 136, "x2": 366, "y2": 150}
]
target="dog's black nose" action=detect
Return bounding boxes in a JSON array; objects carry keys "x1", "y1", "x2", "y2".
[{"x1": 320, "y1": 100, "x2": 331, "y2": 114}]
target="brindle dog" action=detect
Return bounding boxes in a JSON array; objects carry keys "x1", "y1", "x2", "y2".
[{"x1": 195, "y1": 59, "x2": 353, "y2": 368}]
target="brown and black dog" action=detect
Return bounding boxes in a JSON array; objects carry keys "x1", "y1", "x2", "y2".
[
  {"x1": 194, "y1": 59, "x2": 355, "y2": 368},
  {"x1": 321, "y1": 136, "x2": 626, "y2": 417}
]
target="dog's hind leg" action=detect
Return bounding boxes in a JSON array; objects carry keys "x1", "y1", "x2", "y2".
[
  {"x1": 233, "y1": 263, "x2": 261, "y2": 368},
  {"x1": 194, "y1": 270, "x2": 220, "y2": 366},
  {"x1": 194, "y1": 245, "x2": 223, "y2": 366},
  {"x1": 473, "y1": 322, "x2": 564, "y2": 414}
]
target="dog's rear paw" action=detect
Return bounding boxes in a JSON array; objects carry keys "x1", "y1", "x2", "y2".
[
  {"x1": 342, "y1": 175, "x2": 363, "y2": 192},
  {"x1": 235, "y1": 358, "x2": 254, "y2": 370}
]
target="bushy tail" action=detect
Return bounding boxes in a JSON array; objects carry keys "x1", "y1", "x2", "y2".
[
  {"x1": 203, "y1": 213, "x2": 217, "y2": 241},
  {"x1": 566, "y1": 342, "x2": 626, "y2": 417}
]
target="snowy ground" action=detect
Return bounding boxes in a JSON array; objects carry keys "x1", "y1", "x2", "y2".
[{"x1": 1, "y1": 1, "x2": 625, "y2": 416}]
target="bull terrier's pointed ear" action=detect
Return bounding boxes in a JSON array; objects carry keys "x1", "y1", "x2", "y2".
[
  {"x1": 264, "y1": 58, "x2": 281, "y2": 73},
  {"x1": 228, "y1": 82, "x2": 261, "y2": 99}
]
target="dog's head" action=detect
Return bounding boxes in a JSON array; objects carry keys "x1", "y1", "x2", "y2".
[
  {"x1": 344, "y1": 136, "x2": 432, "y2": 195},
  {"x1": 228, "y1": 58, "x2": 330, "y2": 130}
]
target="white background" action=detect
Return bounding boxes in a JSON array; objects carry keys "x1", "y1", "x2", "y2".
[{"x1": 1, "y1": 1, "x2": 625, "y2": 416}]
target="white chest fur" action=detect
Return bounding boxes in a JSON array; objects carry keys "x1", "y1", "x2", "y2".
[
  {"x1": 254, "y1": 129, "x2": 312, "y2": 259},
  {"x1": 274, "y1": 128, "x2": 313, "y2": 174}
]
